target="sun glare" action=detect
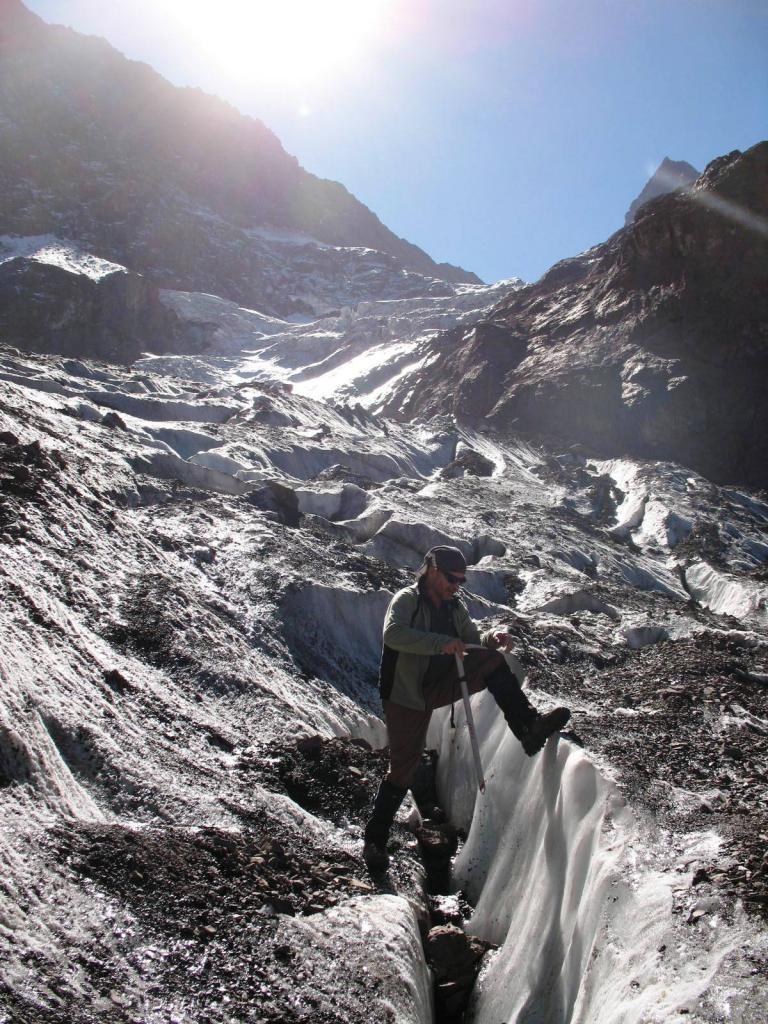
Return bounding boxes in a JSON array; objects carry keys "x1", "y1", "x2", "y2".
[{"x1": 158, "y1": 0, "x2": 391, "y2": 89}]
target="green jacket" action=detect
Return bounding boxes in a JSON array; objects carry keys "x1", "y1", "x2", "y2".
[{"x1": 378, "y1": 583, "x2": 495, "y2": 711}]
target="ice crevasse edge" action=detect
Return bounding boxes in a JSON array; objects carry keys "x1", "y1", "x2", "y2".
[{"x1": 429, "y1": 691, "x2": 758, "y2": 1023}]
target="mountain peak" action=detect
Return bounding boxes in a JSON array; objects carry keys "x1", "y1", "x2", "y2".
[{"x1": 625, "y1": 157, "x2": 700, "y2": 224}]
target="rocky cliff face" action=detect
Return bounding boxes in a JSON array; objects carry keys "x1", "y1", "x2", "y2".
[
  {"x1": 384, "y1": 143, "x2": 768, "y2": 489},
  {"x1": 0, "y1": 256, "x2": 199, "y2": 362},
  {"x1": 0, "y1": 0, "x2": 479, "y2": 321}
]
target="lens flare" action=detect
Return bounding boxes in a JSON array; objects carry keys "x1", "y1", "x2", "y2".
[
  {"x1": 654, "y1": 164, "x2": 768, "y2": 238},
  {"x1": 156, "y1": 0, "x2": 390, "y2": 88}
]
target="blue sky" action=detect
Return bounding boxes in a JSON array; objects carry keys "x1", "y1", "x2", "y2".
[{"x1": 25, "y1": 1, "x2": 768, "y2": 284}]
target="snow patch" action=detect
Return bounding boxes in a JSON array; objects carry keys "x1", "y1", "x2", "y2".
[{"x1": 0, "y1": 234, "x2": 127, "y2": 281}]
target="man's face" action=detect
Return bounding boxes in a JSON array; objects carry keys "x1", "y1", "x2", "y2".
[{"x1": 427, "y1": 564, "x2": 466, "y2": 603}]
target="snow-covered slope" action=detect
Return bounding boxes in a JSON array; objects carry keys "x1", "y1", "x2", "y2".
[
  {"x1": 143, "y1": 276, "x2": 522, "y2": 409},
  {"x1": 0, "y1": 234, "x2": 128, "y2": 281}
]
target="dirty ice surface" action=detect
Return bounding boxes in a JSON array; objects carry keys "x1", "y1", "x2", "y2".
[{"x1": 1, "y1": 340, "x2": 767, "y2": 1023}]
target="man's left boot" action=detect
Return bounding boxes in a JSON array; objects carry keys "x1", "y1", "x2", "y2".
[{"x1": 363, "y1": 779, "x2": 407, "y2": 872}]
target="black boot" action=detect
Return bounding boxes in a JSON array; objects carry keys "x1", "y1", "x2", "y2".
[
  {"x1": 486, "y1": 665, "x2": 570, "y2": 756},
  {"x1": 486, "y1": 664, "x2": 537, "y2": 736},
  {"x1": 519, "y1": 707, "x2": 571, "y2": 755},
  {"x1": 363, "y1": 779, "x2": 407, "y2": 872}
]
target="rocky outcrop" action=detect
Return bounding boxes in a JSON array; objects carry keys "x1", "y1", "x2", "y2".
[
  {"x1": 385, "y1": 142, "x2": 768, "y2": 489},
  {"x1": 0, "y1": 257, "x2": 198, "y2": 362},
  {"x1": 0, "y1": 0, "x2": 479, "y2": 320},
  {"x1": 625, "y1": 157, "x2": 700, "y2": 224}
]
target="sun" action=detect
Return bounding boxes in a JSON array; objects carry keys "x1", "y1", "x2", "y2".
[{"x1": 158, "y1": 0, "x2": 391, "y2": 89}]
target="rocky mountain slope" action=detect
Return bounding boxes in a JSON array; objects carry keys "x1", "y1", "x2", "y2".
[
  {"x1": 0, "y1": 0, "x2": 478, "y2": 322},
  {"x1": 382, "y1": 143, "x2": 768, "y2": 490}
]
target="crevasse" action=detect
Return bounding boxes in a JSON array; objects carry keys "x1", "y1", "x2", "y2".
[{"x1": 428, "y1": 690, "x2": 753, "y2": 1024}]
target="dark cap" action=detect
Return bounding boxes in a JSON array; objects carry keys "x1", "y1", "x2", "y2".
[{"x1": 423, "y1": 545, "x2": 467, "y2": 574}]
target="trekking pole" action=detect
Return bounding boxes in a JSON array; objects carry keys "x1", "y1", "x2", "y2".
[{"x1": 454, "y1": 653, "x2": 486, "y2": 794}]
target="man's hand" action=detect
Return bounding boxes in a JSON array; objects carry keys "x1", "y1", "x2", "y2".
[
  {"x1": 442, "y1": 638, "x2": 467, "y2": 657},
  {"x1": 492, "y1": 631, "x2": 515, "y2": 652}
]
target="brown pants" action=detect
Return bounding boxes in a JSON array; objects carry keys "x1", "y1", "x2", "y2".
[{"x1": 383, "y1": 649, "x2": 506, "y2": 790}]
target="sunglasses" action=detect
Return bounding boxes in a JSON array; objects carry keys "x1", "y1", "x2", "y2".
[{"x1": 442, "y1": 570, "x2": 466, "y2": 586}]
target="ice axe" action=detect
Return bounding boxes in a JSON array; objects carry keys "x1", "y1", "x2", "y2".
[{"x1": 454, "y1": 652, "x2": 486, "y2": 794}]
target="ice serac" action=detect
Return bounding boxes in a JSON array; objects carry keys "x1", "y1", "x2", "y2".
[{"x1": 385, "y1": 142, "x2": 768, "y2": 490}]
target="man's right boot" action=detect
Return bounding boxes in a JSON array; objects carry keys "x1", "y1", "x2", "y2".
[
  {"x1": 519, "y1": 707, "x2": 571, "y2": 755},
  {"x1": 486, "y1": 667, "x2": 537, "y2": 736},
  {"x1": 486, "y1": 667, "x2": 570, "y2": 756},
  {"x1": 363, "y1": 779, "x2": 407, "y2": 872}
]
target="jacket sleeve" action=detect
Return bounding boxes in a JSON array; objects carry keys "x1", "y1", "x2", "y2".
[
  {"x1": 456, "y1": 604, "x2": 483, "y2": 645},
  {"x1": 455, "y1": 602, "x2": 498, "y2": 649},
  {"x1": 383, "y1": 591, "x2": 454, "y2": 655}
]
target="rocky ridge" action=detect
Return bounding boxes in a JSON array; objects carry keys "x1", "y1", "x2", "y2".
[
  {"x1": 381, "y1": 143, "x2": 768, "y2": 490},
  {"x1": 624, "y1": 157, "x2": 700, "y2": 224},
  {"x1": 0, "y1": 0, "x2": 478, "y2": 323}
]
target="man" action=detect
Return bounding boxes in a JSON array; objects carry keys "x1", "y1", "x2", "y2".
[{"x1": 363, "y1": 545, "x2": 571, "y2": 872}]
